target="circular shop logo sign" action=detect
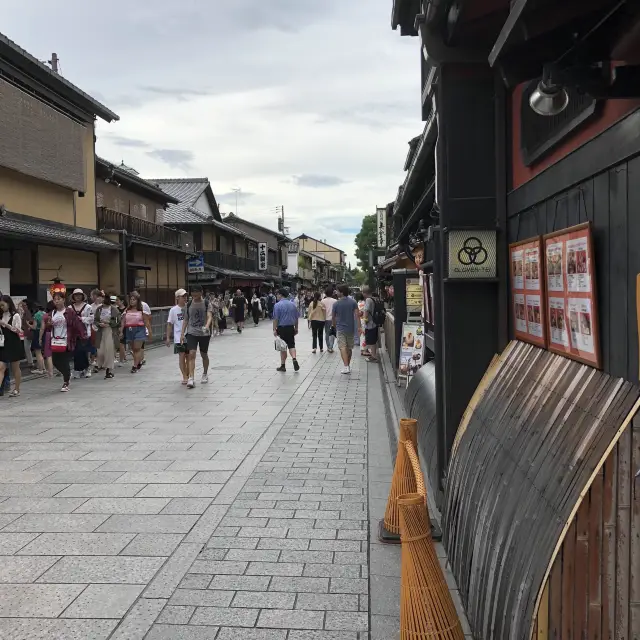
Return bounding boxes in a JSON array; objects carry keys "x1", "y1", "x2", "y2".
[{"x1": 458, "y1": 237, "x2": 488, "y2": 266}]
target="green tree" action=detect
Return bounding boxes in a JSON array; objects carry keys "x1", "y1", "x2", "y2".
[{"x1": 354, "y1": 214, "x2": 377, "y2": 270}]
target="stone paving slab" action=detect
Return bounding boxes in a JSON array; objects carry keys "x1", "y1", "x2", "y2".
[{"x1": 0, "y1": 323, "x2": 373, "y2": 639}]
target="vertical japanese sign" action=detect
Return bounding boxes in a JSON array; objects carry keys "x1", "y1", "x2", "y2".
[
  {"x1": 376, "y1": 207, "x2": 387, "y2": 248},
  {"x1": 543, "y1": 222, "x2": 600, "y2": 367},
  {"x1": 311, "y1": 256, "x2": 317, "y2": 270},
  {"x1": 509, "y1": 237, "x2": 546, "y2": 348},
  {"x1": 258, "y1": 242, "x2": 267, "y2": 271}
]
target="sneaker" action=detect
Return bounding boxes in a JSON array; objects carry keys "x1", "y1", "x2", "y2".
[
  {"x1": 136, "y1": 363, "x2": 142, "y2": 371},
  {"x1": 131, "y1": 366, "x2": 137, "y2": 374},
  {"x1": 8, "y1": 389, "x2": 19, "y2": 397},
  {"x1": 312, "y1": 349, "x2": 316, "y2": 354},
  {"x1": 292, "y1": 359, "x2": 300, "y2": 372},
  {"x1": 187, "y1": 378, "x2": 195, "y2": 389},
  {"x1": 341, "y1": 366, "x2": 350, "y2": 374},
  {"x1": 105, "y1": 371, "x2": 114, "y2": 379},
  {"x1": 237, "y1": 327, "x2": 241, "y2": 333},
  {"x1": 201, "y1": 374, "x2": 209, "y2": 384},
  {"x1": 276, "y1": 365, "x2": 286, "y2": 372},
  {"x1": 60, "y1": 383, "x2": 69, "y2": 392},
  {"x1": 141, "y1": 359, "x2": 146, "y2": 366},
  {"x1": 85, "y1": 369, "x2": 92, "y2": 378}
]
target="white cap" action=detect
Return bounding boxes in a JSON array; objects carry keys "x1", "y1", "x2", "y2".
[{"x1": 175, "y1": 288, "x2": 187, "y2": 298}]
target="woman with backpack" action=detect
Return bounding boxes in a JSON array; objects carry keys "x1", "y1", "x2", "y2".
[{"x1": 0, "y1": 295, "x2": 24, "y2": 397}]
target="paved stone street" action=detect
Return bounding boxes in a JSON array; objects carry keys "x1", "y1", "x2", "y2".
[{"x1": 0, "y1": 322, "x2": 375, "y2": 639}]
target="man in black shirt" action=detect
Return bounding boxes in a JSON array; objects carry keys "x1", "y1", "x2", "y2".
[{"x1": 231, "y1": 289, "x2": 248, "y2": 333}]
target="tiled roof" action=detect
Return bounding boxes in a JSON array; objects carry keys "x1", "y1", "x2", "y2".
[
  {"x1": 0, "y1": 32, "x2": 119, "y2": 122},
  {"x1": 224, "y1": 214, "x2": 291, "y2": 241},
  {"x1": 150, "y1": 178, "x2": 210, "y2": 207},
  {"x1": 0, "y1": 214, "x2": 120, "y2": 250}
]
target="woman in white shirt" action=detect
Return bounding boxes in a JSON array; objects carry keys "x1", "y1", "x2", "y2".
[
  {"x1": 0, "y1": 295, "x2": 24, "y2": 397},
  {"x1": 321, "y1": 287, "x2": 337, "y2": 353}
]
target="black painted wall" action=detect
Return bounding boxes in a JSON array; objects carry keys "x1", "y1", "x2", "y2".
[{"x1": 508, "y1": 156, "x2": 640, "y2": 383}]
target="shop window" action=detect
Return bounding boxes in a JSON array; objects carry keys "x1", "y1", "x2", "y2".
[{"x1": 520, "y1": 80, "x2": 600, "y2": 167}]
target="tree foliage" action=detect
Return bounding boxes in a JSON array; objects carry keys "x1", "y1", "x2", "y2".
[{"x1": 354, "y1": 214, "x2": 377, "y2": 270}]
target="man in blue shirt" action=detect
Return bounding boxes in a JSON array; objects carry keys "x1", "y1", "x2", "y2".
[
  {"x1": 273, "y1": 288, "x2": 300, "y2": 372},
  {"x1": 332, "y1": 284, "x2": 360, "y2": 374}
]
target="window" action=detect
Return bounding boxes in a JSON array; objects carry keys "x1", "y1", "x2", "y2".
[
  {"x1": 193, "y1": 229, "x2": 203, "y2": 252},
  {"x1": 96, "y1": 192, "x2": 104, "y2": 207},
  {"x1": 140, "y1": 204, "x2": 147, "y2": 220}
]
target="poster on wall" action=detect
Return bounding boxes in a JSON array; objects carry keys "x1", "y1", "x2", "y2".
[
  {"x1": 398, "y1": 323, "x2": 425, "y2": 383},
  {"x1": 543, "y1": 222, "x2": 600, "y2": 367},
  {"x1": 509, "y1": 237, "x2": 546, "y2": 348}
]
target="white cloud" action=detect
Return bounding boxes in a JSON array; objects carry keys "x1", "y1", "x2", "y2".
[{"x1": 2, "y1": 0, "x2": 421, "y2": 265}]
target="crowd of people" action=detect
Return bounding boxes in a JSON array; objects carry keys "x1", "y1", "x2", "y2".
[{"x1": 0, "y1": 281, "x2": 385, "y2": 396}]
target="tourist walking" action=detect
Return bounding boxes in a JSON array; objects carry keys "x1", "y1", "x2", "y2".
[
  {"x1": 251, "y1": 293, "x2": 261, "y2": 326},
  {"x1": 362, "y1": 285, "x2": 380, "y2": 363},
  {"x1": 307, "y1": 292, "x2": 326, "y2": 354},
  {"x1": 31, "y1": 303, "x2": 47, "y2": 375},
  {"x1": 218, "y1": 294, "x2": 228, "y2": 334},
  {"x1": 69, "y1": 289, "x2": 92, "y2": 379},
  {"x1": 267, "y1": 290, "x2": 276, "y2": 319},
  {"x1": 180, "y1": 284, "x2": 213, "y2": 389},
  {"x1": 166, "y1": 288, "x2": 188, "y2": 384},
  {"x1": 332, "y1": 285, "x2": 359, "y2": 374},
  {"x1": 115, "y1": 295, "x2": 128, "y2": 366},
  {"x1": 231, "y1": 289, "x2": 247, "y2": 333},
  {"x1": 43, "y1": 291, "x2": 86, "y2": 392},
  {"x1": 273, "y1": 288, "x2": 300, "y2": 372},
  {"x1": 120, "y1": 292, "x2": 150, "y2": 374},
  {"x1": 322, "y1": 286, "x2": 337, "y2": 353},
  {"x1": 94, "y1": 294, "x2": 120, "y2": 379},
  {"x1": 0, "y1": 295, "x2": 24, "y2": 397}
]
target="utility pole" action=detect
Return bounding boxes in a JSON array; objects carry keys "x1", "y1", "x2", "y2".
[
  {"x1": 276, "y1": 205, "x2": 287, "y2": 235},
  {"x1": 49, "y1": 53, "x2": 59, "y2": 73},
  {"x1": 231, "y1": 187, "x2": 240, "y2": 216}
]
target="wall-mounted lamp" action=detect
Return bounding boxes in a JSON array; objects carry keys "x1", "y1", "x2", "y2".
[{"x1": 529, "y1": 67, "x2": 569, "y2": 116}]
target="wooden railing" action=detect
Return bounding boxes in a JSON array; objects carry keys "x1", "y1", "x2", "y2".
[
  {"x1": 203, "y1": 251, "x2": 257, "y2": 272},
  {"x1": 97, "y1": 207, "x2": 188, "y2": 250}
]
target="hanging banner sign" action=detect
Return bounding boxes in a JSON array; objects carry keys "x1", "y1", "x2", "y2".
[
  {"x1": 258, "y1": 243, "x2": 267, "y2": 271},
  {"x1": 543, "y1": 222, "x2": 600, "y2": 368},
  {"x1": 377, "y1": 207, "x2": 387, "y2": 248},
  {"x1": 287, "y1": 242, "x2": 299, "y2": 254},
  {"x1": 311, "y1": 256, "x2": 317, "y2": 270},
  {"x1": 509, "y1": 236, "x2": 546, "y2": 348}
]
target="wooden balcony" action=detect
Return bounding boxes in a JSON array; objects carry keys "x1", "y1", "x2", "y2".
[
  {"x1": 97, "y1": 207, "x2": 188, "y2": 250},
  {"x1": 203, "y1": 251, "x2": 257, "y2": 273}
]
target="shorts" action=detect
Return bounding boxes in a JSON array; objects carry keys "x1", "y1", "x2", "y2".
[
  {"x1": 174, "y1": 343, "x2": 188, "y2": 354},
  {"x1": 337, "y1": 331, "x2": 354, "y2": 350},
  {"x1": 277, "y1": 325, "x2": 296, "y2": 349},
  {"x1": 126, "y1": 326, "x2": 146, "y2": 343},
  {"x1": 186, "y1": 334, "x2": 211, "y2": 353},
  {"x1": 365, "y1": 327, "x2": 379, "y2": 346}
]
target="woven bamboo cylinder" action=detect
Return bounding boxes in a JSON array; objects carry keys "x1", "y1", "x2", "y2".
[
  {"x1": 398, "y1": 493, "x2": 464, "y2": 640},
  {"x1": 384, "y1": 419, "x2": 419, "y2": 535}
]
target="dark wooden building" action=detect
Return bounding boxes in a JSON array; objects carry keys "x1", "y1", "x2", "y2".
[{"x1": 389, "y1": 0, "x2": 640, "y2": 637}]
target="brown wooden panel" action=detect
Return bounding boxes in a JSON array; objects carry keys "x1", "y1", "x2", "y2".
[
  {"x1": 550, "y1": 550, "x2": 563, "y2": 640},
  {"x1": 602, "y1": 446, "x2": 618, "y2": 640},
  {"x1": 562, "y1": 521, "x2": 576, "y2": 640},
  {"x1": 631, "y1": 416, "x2": 640, "y2": 639},
  {"x1": 616, "y1": 428, "x2": 632, "y2": 640},
  {"x1": 588, "y1": 471, "x2": 603, "y2": 640},
  {"x1": 575, "y1": 497, "x2": 590, "y2": 639},
  {"x1": 538, "y1": 581, "x2": 549, "y2": 640}
]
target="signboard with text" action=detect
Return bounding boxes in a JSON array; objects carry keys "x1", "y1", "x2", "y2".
[
  {"x1": 447, "y1": 230, "x2": 497, "y2": 279},
  {"x1": 377, "y1": 207, "x2": 387, "y2": 248},
  {"x1": 258, "y1": 242, "x2": 267, "y2": 271},
  {"x1": 287, "y1": 242, "x2": 299, "y2": 254},
  {"x1": 187, "y1": 253, "x2": 204, "y2": 274}
]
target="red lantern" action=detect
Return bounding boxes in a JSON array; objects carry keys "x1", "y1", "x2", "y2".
[{"x1": 49, "y1": 277, "x2": 66, "y2": 299}]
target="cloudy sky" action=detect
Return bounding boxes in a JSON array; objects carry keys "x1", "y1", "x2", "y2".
[{"x1": 4, "y1": 1, "x2": 421, "y2": 265}]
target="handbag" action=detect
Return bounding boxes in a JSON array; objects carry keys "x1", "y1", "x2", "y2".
[
  {"x1": 0, "y1": 328, "x2": 4, "y2": 348},
  {"x1": 50, "y1": 337, "x2": 67, "y2": 353}
]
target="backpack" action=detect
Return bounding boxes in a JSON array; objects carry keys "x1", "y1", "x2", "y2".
[{"x1": 372, "y1": 298, "x2": 386, "y2": 327}]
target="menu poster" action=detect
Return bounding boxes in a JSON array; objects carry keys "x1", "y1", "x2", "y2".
[
  {"x1": 566, "y1": 237, "x2": 592, "y2": 293},
  {"x1": 526, "y1": 294, "x2": 543, "y2": 338},
  {"x1": 549, "y1": 297, "x2": 569, "y2": 347},
  {"x1": 399, "y1": 323, "x2": 425, "y2": 379},
  {"x1": 525, "y1": 247, "x2": 540, "y2": 290},
  {"x1": 546, "y1": 242, "x2": 564, "y2": 292},
  {"x1": 543, "y1": 223, "x2": 600, "y2": 368},
  {"x1": 512, "y1": 249, "x2": 524, "y2": 290},
  {"x1": 514, "y1": 293, "x2": 526, "y2": 333},
  {"x1": 509, "y1": 237, "x2": 546, "y2": 348}
]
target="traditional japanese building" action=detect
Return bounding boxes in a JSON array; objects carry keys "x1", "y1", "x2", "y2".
[{"x1": 388, "y1": 1, "x2": 640, "y2": 638}]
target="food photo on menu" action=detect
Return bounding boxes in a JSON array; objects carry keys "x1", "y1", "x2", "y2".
[
  {"x1": 402, "y1": 332, "x2": 415, "y2": 348},
  {"x1": 567, "y1": 249, "x2": 577, "y2": 275},
  {"x1": 546, "y1": 242, "x2": 564, "y2": 291},
  {"x1": 577, "y1": 249, "x2": 588, "y2": 274}
]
